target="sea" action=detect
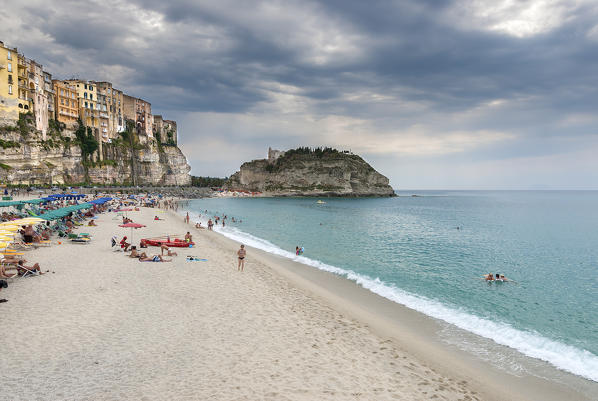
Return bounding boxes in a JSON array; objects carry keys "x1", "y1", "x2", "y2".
[{"x1": 182, "y1": 190, "x2": 598, "y2": 384}]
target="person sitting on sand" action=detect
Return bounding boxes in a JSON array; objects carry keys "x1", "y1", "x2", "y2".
[
  {"x1": 88, "y1": 220, "x2": 97, "y2": 226},
  {"x1": 195, "y1": 222, "x2": 203, "y2": 229},
  {"x1": 154, "y1": 216, "x2": 162, "y2": 221},
  {"x1": 139, "y1": 255, "x2": 172, "y2": 262},
  {"x1": 0, "y1": 262, "x2": 17, "y2": 279},
  {"x1": 16, "y1": 260, "x2": 44, "y2": 275},
  {"x1": 23, "y1": 225, "x2": 35, "y2": 244},
  {"x1": 129, "y1": 246, "x2": 147, "y2": 259},
  {"x1": 185, "y1": 232, "x2": 192, "y2": 243},
  {"x1": 0, "y1": 279, "x2": 8, "y2": 301},
  {"x1": 120, "y1": 236, "x2": 131, "y2": 252},
  {"x1": 160, "y1": 244, "x2": 178, "y2": 257}
]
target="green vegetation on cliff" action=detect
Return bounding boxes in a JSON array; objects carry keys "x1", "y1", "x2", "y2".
[{"x1": 191, "y1": 176, "x2": 227, "y2": 187}]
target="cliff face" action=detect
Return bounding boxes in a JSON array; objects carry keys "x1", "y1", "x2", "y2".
[
  {"x1": 226, "y1": 149, "x2": 395, "y2": 197},
  {"x1": 0, "y1": 116, "x2": 191, "y2": 186}
]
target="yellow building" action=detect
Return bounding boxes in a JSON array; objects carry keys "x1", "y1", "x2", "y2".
[
  {"x1": 53, "y1": 80, "x2": 79, "y2": 126},
  {"x1": 65, "y1": 79, "x2": 107, "y2": 159},
  {"x1": 0, "y1": 41, "x2": 19, "y2": 126},
  {"x1": 64, "y1": 79, "x2": 100, "y2": 132},
  {"x1": 16, "y1": 53, "x2": 32, "y2": 113}
]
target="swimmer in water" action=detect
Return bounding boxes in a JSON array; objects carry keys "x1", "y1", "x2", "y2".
[{"x1": 485, "y1": 273, "x2": 494, "y2": 281}]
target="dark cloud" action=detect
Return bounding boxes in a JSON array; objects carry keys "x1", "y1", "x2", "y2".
[{"x1": 2, "y1": 0, "x2": 598, "y2": 188}]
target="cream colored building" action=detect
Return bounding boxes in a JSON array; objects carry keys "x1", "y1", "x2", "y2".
[
  {"x1": 153, "y1": 115, "x2": 178, "y2": 145},
  {"x1": 43, "y1": 71, "x2": 54, "y2": 122},
  {"x1": 93, "y1": 81, "x2": 124, "y2": 142},
  {"x1": 123, "y1": 94, "x2": 152, "y2": 142},
  {"x1": 29, "y1": 60, "x2": 49, "y2": 139}
]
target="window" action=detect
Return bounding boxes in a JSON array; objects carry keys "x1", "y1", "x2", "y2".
[
  {"x1": 90, "y1": 94, "x2": 93, "y2": 100},
  {"x1": 71, "y1": 101, "x2": 75, "y2": 107},
  {"x1": 7, "y1": 74, "x2": 12, "y2": 84},
  {"x1": 84, "y1": 92, "x2": 87, "y2": 99},
  {"x1": 84, "y1": 84, "x2": 87, "y2": 89},
  {"x1": 71, "y1": 93, "x2": 75, "y2": 99},
  {"x1": 107, "y1": 88, "x2": 111, "y2": 94},
  {"x1": 7, "y1": 51, "x2": 11, "y2": 60},
  {"x1": 61, "y1": 99, "x2": 64, "y2": 105},
  {"x1": 7, "y1": 62, "x2": 11, "y2": 72},
  {"x1": 8, "y1": 85, "x2": 12, "y2": 94},
  {"x1": 89, "y1": 85, "x2": 93, "y2": 91},
  {"x1": 85, "y1": 101, "x2": 88, "y2": 108}
]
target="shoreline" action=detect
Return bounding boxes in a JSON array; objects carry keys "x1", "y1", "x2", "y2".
[
  {"x1": 176, "y1": 205, "x2": 598, "y2": 400},
  {"x1": 1, "y1": 200, "x2": 595, "y2": 400}
]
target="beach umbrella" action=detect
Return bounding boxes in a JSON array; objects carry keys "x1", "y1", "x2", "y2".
[
  {"x1": 0, "y1": 225, "x2": 19, "y2": 231},
  {"x1": 118, "y1": 222, "x2": 146, "y2": 244}
]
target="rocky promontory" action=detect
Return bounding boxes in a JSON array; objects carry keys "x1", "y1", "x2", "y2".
[{"x1": 225, "y1": 147, "x2": 395, "y2": 197}]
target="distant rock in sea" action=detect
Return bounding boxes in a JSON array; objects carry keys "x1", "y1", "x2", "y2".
[{"x1": 225, "y1": 147, "x2": 396, "y2": 197}]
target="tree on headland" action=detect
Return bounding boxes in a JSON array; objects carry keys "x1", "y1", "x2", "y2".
[{"x1": 191, "y1": 176, "x2": 227, "y2": 187}]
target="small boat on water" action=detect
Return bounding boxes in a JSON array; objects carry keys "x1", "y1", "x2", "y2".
[{"x1": 316, "y1": 200, "x2": 326, "y2": 204}]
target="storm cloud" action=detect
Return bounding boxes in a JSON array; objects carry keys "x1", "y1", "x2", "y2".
[{"x1": 2, "y1": 0, "x2": 598, "y2": 188}]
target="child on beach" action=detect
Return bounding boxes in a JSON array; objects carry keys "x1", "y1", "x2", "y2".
[{"x1": 237, "y1": 245, "x2": 246, "y2": 271}]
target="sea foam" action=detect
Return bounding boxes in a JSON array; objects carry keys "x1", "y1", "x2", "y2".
[{"x1": 187, "y1": 210, "x2": 598, "y2": 382}]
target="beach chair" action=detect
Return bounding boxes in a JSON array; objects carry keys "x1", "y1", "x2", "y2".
[
  {"x1": 68, "y1": 233, "x2": 90, "y2": 244},
  {"x1": 3, "y1": 261, "x2": 38, "y2": 278},
  {"x1": 11, "y1": 240, "x2": 34, "y2": 251},
  {"x1": 111, "y1": 236, "x2": 123, "y2": 252}
]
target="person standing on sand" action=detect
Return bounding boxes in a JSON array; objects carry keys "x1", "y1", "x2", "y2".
[
  {"x1": 185, "y1": 212, "x2": 190, "y2": 224},
  {"x1": 237, "y1": 245, "x2": 246, "y2": 271}
]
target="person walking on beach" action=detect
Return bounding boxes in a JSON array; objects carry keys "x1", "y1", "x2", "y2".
[
  {"x1": 185, "y1": 212, "x2": 190, "y2": 224},
  {"x1": 237, "y1": 245, "x2": 246, "y2": 271}
]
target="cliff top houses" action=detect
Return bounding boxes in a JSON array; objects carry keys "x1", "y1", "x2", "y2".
[{"x1": 0, "y1": 40, "x2": 177, "y2": 151}]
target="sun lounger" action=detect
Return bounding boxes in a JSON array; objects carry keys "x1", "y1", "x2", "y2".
[{"x1": 70, "y1": 236, "x2": 90, "y2": 244}]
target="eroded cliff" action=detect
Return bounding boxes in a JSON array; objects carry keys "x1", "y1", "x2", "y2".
[
  {"x1": 226, "y1": 148, "x2": 395, "y2": 197},
  {"x1": 0, "y1": 114, "x2": 190, "y2": 186}
]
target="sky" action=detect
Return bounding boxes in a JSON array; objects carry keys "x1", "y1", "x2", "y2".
[{"x1": 2, "y1": 0, "x2": 598, "y2": 189}]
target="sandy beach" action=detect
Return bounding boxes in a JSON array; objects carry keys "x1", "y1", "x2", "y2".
[{"x1": 1, "y1": 202, "x2": 595, "y2": 401}]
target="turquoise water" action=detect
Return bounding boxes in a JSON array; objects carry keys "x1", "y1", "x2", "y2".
[{"x1": 185, "y1": 191, "x2": 598, "y2": 381}]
